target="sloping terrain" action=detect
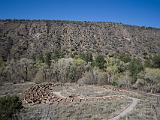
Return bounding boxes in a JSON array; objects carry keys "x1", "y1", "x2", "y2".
[
  {"x1": 0, "y1": 20, "x2": 160, "y2": 61},
  {"x1": 0, "y1": 20, "x2": 160, "y2": 120}
]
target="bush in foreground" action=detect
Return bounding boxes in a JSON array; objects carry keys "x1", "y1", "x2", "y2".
[{"x1": 0, "y1": 96, "x2": 23, "y2": 120}]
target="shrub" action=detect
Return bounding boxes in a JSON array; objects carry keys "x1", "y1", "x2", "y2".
[
  {"x1": 67, "y1": 65, "x2": 80, "y2": 82},
  {"x1": 51, "y1": 58, "x2": 85, "y2": 83},
  {"x1": 144, "y1": 59, "x2": 152, "y2": 68},
  {"x1": 144, "y1": 54, "x2": 160, "y2": 68},
  {"x1": 117, "y1": 60, "x2": 127, "y2": 73},
  {"x1": 79, "y1": 52, "x2": 93, "y2": 63},
  {"x1": 78, "y1": 68, "x2": 108, "y2": 85},
  {"x1": 34, "y1": 61, "x2": 47, "y2": 69},
  {"x1": 93, "y1": 55, "x2": 106, "y2": 69},
  {"x1": 56, "y1": 58, "x2": 74, "y2": 82},
  {"x1": 68, "y1": 59, "x2": 86, "y2": 82},
  {"x1": 128, "y1": 58, "x2": 144, "y2": 83},
  {"x1": 0, "y1": 57, "x2": 5, "y2": 68},
  {"x1": 34, "y1": 68, "x2": 48, "y2": 83},
  {"x1": 112, "y1": 81, "x2": 118, "y2": 86},
  {"x1": 151, "y1": 54, "x2": 160, "y2": 68},
  {"x1": 18, "y1": 58, "x2": 36, "y2": 82},
  {"x1": 115, "y1": 72, "x2": 132, "y2": 88},
  {"x1": 133, "y1": 79, "x2": 145, "y2": 89},
  {"x1": 78, "y1": 70, "x2": 97, "y2": 85},
  {"x1": 51, "y1": 51, "x2": 64, "y2": 61},
  {"x1": 0, "y1": 57, "x2": 6, "y2": 83},
  {"x1": 106, "y1": 57, "x2": 126, "y2": 73},
  {"x1": 96, "y1": 71, "x2": 108, "y2": 85},
  {"x1": 116, "y1": 53, "x2": 131, "y2": 63},
  {"x1": 144, "y1": 68, "x2": 160, "y2": 83},
  {"x1": 44, "y1": 52, "x2": 52, "y2": 67},
  {"x1": 0, "y1": 96, "x2": 23, "y2": 120},
  {"x1": 36, "y1": 53, "x2": 44, "y2": 63},
  {"x1": 141, "y1": 68, "x2": 160, "y2": 93},
  {"x1": 6, "y1": 58, "x2": 36, "y2": 83},
  {"x1": 104, "y1": 57, "x2": 127, "y2": 84},
  {"x1": 106, "y1": 65, "x2": 119, "y2": 75},
  {"x1": 73, "y1": 58, "x2": 86, "y2": 66}
]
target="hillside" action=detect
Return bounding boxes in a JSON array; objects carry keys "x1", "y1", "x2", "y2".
[
  {"x1": 0, "y1": 20, "x2": 160, "y2": 120},
  {"x1": 0, "y1": 20, "x2": 160, "y2": 61}
]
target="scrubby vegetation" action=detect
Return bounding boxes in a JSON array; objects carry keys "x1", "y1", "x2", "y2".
[
  {"x1": 128, "y1": 58, "x2": 144, "y2": 83},
  {"x1": 145, "y1": 54, "x2": 160, "y2": 68},
  {"x1": 93, "y1": 55, "x2": 106, "y2": 69},
  {"x1": 0, "y1": 20, "x2": 160, "y2": 94},
  {"x1": 79, "y1": 52, "x2": 93, "y2": 63},
  {"x1": 0, "y1": 96, "x2": 23, "y2": 120},
  {"x1": 0, "y1": 47, "x2": 160, "y2": 93},
  {"x1": 1, "y1": 20, "x2": 160, "y2": 120}
]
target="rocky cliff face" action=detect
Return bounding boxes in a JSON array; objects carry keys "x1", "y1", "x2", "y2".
[{"x1": 0, "y1": 20, "x2": 160, "y2": 61}]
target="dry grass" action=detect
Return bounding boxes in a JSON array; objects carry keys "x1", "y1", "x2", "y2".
[{"x1": 0, "y1": 82, "x2": 159, "y2": 120}]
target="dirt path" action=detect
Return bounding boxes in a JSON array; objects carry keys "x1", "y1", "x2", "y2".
[
  {"x1": 108, "y1": 97, "x2": 139, "y2": 120},
  {"x1": 52, "y1": 91, "x2": 139, "y2": 120},
  {"x1": 23, "y1": 83, "x2": 141, "y2": 120},
  {"x1": 51, "y1": 90, "x2": 138, "y2": 120}
]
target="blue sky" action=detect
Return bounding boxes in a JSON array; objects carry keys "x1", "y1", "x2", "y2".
[{"x1": 0, "y1": 0, "x2": 160, "y2": 28}]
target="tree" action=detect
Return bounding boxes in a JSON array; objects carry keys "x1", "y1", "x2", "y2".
[
  {"x1": 36, "y1": 53, "x2": 44, "y2": 63},
  {"x1": 144, "y1": 54, "x2": 160, "y2": 68},
  {"x1": 0, "y1": 57, "x2": 6, "y2": 83},
  {"x1": 94, "y1": 55, "x2": 106, "y2": 69},
  {"x1": 44, "y1": 52, "x2": 52, "y2": 67},
  {"x1": 6, "y1": 58, "x2": 35, "y2": 82},
  {"x1": 152, "y1": 54, "x2": 160, "y2": 68},
  {"x1": 79, "y1": 52, "x2": 93, "y2": 63},
  {"x1": 18, "y1": 58, "x2": 35, "y2": 81},
  {"x1": 0, "y1": 57, "x2": 5, "y2": 68},
  {"x1": 51, "y1": 51, "x2": 64, "y2": 61},
  {"x1": 128, "y1": 58, "x2": 144, "y2": 83},
  {"x1": 116, "y1": 53, "x2": 131, "y2": 63}
]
